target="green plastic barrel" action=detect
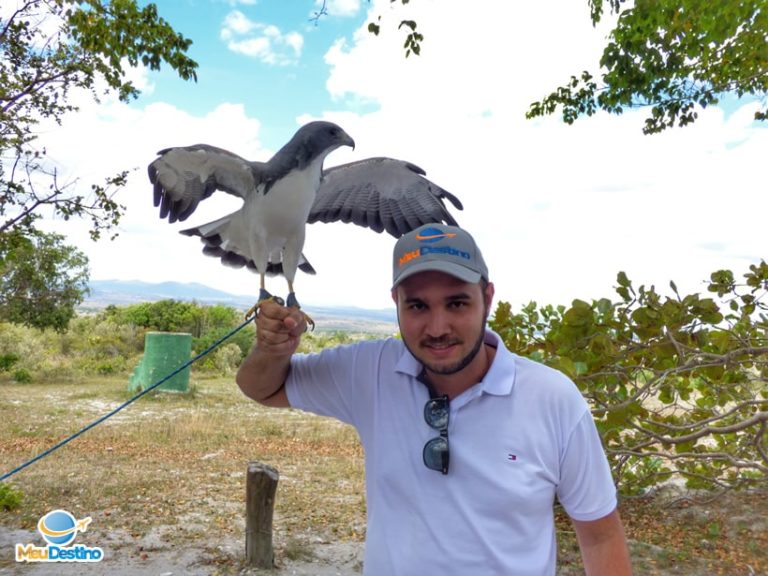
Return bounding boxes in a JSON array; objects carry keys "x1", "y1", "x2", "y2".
[{"x1": 128, "y1": 331, "x2": 192, "y2": 393}]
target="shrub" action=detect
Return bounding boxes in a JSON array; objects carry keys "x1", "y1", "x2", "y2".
[
  {"x1": 212, "y1": 343, "x2": 242, "y2": 375},
  {"x1": 13, "y1": 368, "x2": 32, "y2": 383},
  {"x1": 0, "y1": 482, "x2": 24, "y2": 511},
  {"x1": 490, "y1": 263, "x2": 768, "y2": 495},
  {"x1": 0, "y1": 353, "x2": 19, "y2": 372}
]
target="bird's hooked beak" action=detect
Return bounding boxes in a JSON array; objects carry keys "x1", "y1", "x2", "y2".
[{"x1": 341, "y1": 130, "x2": 355, "y2": 151}]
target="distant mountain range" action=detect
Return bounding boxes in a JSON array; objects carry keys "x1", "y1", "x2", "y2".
[{"x1": 83, "y1": 279, "x2": 398, "y2": 333}]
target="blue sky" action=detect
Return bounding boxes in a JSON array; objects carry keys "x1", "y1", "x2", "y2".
[
  {"x1": 140, "y1": 1, "x2": 368, "y2": 143},
  {"x1": 34, "y1": 0, "x2": 768, "y2": 311}
]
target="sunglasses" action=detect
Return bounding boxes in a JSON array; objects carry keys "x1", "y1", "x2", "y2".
[{"x1": 423, "y1": 395, "x2": 450, "y2": 474}]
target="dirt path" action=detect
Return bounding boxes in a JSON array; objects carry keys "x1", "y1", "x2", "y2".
[{"x1": 1, "y1": 526, "x2": 363, "y2": 575}]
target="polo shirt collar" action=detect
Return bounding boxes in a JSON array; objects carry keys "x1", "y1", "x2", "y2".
[{"x1": 394, "y1": 329, "x2": 516, "y2": 397}]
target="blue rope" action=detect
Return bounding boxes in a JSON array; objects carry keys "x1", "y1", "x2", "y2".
[{"x1": 0, "y1": 316, "x2": 254, "y2": 483}]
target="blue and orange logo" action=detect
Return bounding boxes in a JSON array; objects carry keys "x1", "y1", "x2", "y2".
[
  {"x1": 414, "y1": 227, "x2": 457, "y2": 243},
  {"x1": 399, "y1": 227, "x2": 470, "y2": 268},
  {"x1": 15, "y1": 509, "x2": 104, "y2": 563}
]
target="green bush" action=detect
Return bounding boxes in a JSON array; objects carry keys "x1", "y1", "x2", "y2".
[
  {"x1": 0, "y1": 482, "x2": 24, "y2": 511},
  {"x1": 212, "y1": 343, "x2": 242, "y2": 375},
  {"x1": 0, "y1": 353, "x2": 19, "y2": 372},
  {"x1": 0, "y1": 323, "x2": 50, "y2": 374},
  {"x1": 12, "y1": 368, "x2": 32, "y2": 383},
  {"x1": 490, "y1": 262, "x2": 768, "y2": 495}
]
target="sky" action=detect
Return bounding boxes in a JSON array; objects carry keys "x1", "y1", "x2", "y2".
[{"x1": 31, "y1": 0, "x2": 768, "y2": 312}]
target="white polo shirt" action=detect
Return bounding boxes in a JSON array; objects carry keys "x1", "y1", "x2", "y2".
[{"x1": 286, "y1": 330, "x2": 617, "y2": 576}]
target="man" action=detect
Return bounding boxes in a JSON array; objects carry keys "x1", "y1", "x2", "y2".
[{"x1": 237, "y1": 224, "x2": 633, "y2": 575}]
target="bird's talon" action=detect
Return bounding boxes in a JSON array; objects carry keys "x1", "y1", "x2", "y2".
[
  {"x1": 245, "y1": 305, "x2": 259, "y2": 320},
  {"x1": 285, "y1": 291, "x2": 314, "y2": 330},
  {"x1": 245, "y1": 290, "x2": 279, "y2": 320}
]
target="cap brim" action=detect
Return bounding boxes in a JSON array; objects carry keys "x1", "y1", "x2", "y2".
[{"x1": 392, "y1": 260, "x2": 482, "y2": 289}]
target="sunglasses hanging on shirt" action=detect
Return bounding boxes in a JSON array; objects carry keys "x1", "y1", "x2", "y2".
[{"x1": 423, "y1": 395, "x2": 450, "y2": 474}]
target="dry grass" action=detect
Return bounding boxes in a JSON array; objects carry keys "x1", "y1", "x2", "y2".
[
  {"x1": 0, "y1": 375, "x2": 365, "y2": 571},
  {"x1": 1, "y1": 375, "x2": 766, "y2": 574}
]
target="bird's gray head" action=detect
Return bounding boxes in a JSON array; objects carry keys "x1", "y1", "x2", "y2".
[{"x1": 273, "y1": 121, "x2": 355, "y2": 172}]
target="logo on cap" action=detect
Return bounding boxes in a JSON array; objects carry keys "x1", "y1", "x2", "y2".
[{"x1": 414, "y1": 227, "x2": 457, "y2": 243}]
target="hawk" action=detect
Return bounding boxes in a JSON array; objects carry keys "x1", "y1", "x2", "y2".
[{"x1": 148, "y1": 121, "x2": 462, "y2": 324}]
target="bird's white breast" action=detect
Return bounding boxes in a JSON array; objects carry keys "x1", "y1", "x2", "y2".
[{"x1": 244, "y1": 156, "x2": 325, "y2": 250}]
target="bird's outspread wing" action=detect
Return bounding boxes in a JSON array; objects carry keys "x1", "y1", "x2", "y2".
[
  {"x1": 307, "y1": 157, "x2": 463, "y2": 237},
  {"x1": 148, "y1": 144, "x2": 265, "y2": 223}
]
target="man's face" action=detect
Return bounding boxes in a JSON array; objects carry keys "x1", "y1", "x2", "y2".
[{"x1": 393, "y1": 271, "x2": 494, "y2": 377}]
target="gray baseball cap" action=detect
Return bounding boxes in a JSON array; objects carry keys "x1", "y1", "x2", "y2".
[{"x1": 392, "y1": 224, "x2": 489, "y2": 288}]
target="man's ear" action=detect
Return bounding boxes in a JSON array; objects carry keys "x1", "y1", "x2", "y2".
[
  {"x1": 483, "y1": 281, "x2": 495, "y2": 318},
  {"x1": 391, "y1": 288, "x2": 398, "y2": 305}
]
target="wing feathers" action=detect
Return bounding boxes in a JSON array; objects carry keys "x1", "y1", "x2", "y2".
[
  {"x1": 148, "y1": 144, "x2": 261, "y2": 223},
  {"x1": 309, "y1": 157, "x2": 462, "y2": 238}
]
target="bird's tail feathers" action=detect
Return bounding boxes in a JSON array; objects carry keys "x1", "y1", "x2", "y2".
[
  {"x1": 182, "y1": 224, "x2": 317, "y2": 278},
  {"x1": 299, "y1": 257, "x2": 316, "y2": 275},
  {"x1": 258, "y1": 260, "x2": 314, "y2": 277},
  {"x1": 262, "y1": 256, "x2": 315, "y2": 277},
  {"x1": 179, "y1": 213, "x2": 234, "y2": 239}
]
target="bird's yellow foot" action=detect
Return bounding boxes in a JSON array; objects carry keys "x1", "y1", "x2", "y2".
[
  {"x1": 245, "y1": 289, "x2": 284, "y2": 320},
  {"x1": 286, "y1": 292, "x2": 315, "y2": 332},
  {"x1": 299, "y1": 310, "x2": 315, "y2": 332}
]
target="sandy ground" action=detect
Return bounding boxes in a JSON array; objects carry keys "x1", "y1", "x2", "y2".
[{"x1": 0, "y1": 527, "x2": 363, "y2": 575}]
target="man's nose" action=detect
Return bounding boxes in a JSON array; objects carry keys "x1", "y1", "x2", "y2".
[{"x1": 425, "y1": 309, "x2": 450, "y2": 337}]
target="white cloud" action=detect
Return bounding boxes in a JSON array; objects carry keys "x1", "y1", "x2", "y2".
[
  {"x1": 283, "y1": 31, "x2": 304, "y2": 55},
  {"x1": 220, "y1": 10, "x2": 303, "y2": 65},
  {"x1": 221, "y1": 10, "x2": 257, "y2": 37}
]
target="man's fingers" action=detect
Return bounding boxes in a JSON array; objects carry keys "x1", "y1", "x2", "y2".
[
  {"x1": 255, "y1": 300, "x2": 306, "y2": 352},
  {"x1": 257, "y1": 299, "x2": 289, "y2": 320},
  {"x1": 258, "y1": 311, "x2": 303, "y2": 335}
]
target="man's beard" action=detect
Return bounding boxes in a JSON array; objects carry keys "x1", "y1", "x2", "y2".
[{"x1": 404, "y1": 317, "x2": 487, "y2": 376}]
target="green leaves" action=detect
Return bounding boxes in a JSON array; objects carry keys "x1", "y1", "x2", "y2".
[
  {"x1": 66, "y1": 0, "x2": 197, "y2": 101},
  {"x1": 0, "y1": 482, "x2": 24, "y2": 511},
  {"x1": 0, "y1": 230, "x2": 90, "y2": 332},
  {"x1": 529, "y1": 0, "x2": 768, "y2": 133},
  {"x1": 366, "y1": 0, "x2": 423, "y2": 57},
  {"x1": 491, "y1": 263, "x2": 768, "y2": 495},
  {"x1": 1, "y1": 0, "x2": 197, "y2": 243}
]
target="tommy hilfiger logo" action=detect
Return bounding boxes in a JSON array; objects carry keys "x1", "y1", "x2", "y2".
[{"x1": 507, "y1": 453, "x2": 517, "y2": 461}]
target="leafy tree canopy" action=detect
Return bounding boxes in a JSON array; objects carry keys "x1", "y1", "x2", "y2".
[
  {"x1": 1, "y1": 0, "x2": 198, "y2": 240},
  {"x1": 529, "y1": 0, "x2": 768, "y2": 133},
  {"x1": 102, "y1": 299, "x2": 256, "y2": 365},
  {"x1": 0, "y1": 229, "x2": 89, "y2": 331},
  {"x1": 104, "y1": 299, "x2": 248, "y2": 340}
]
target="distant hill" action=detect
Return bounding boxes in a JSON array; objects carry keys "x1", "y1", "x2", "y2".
[
  {"x1": 83, "y1": 279, "x2": 398, "y2": 333},
  {"x1": 85, "y1": 279, "x2": 256, "y2": 308}
]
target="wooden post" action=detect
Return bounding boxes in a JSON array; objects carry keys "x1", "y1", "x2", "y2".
[{"x1": 245, "y1": 461, "x2": 279, "y2": 568}]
